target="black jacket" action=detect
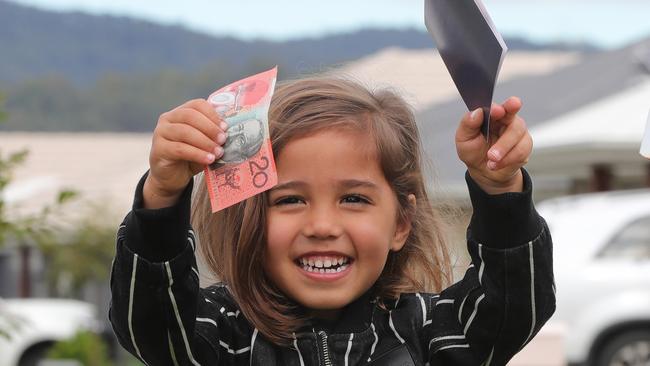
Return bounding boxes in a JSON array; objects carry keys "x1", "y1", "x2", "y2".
[{"x1": 109, "y1": 169, "x2": 555, "y2": 365}]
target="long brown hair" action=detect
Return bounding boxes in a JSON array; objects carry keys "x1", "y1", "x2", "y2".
[{"x1": 191, "y1": 77, "x2": 452, "y2": 345}]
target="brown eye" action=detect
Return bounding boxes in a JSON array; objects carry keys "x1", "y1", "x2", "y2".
[
  {"x1": 274, "y1": 196, "x2": 305, "y2": 206},
  {"x1": 341, "y1": 194, "x2": 370, "y2": 204}
]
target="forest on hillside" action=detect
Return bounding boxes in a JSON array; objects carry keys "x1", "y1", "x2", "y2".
[
  {"x1": 1, "y1": 63, "x2": 271, "y2": 132},
  {"x1": 0, "y1": 1, "x2": 598, "y2": 132}
]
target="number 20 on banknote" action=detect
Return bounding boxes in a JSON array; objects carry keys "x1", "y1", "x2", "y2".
[{"x1": 203, "y1": 67, "x2": 278, "y2": 212}]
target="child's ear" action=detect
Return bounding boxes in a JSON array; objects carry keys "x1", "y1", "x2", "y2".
[{"x1": 391, "y1": 194, "x2": 417, "y2": 252}]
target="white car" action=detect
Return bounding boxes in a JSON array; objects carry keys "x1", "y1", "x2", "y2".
[
  {"x1": 537, "y1": 189, "x2": 650, "y2": 366},
  {"x1": 0, "y1": 298, "x2": 102, "y2": 366}
]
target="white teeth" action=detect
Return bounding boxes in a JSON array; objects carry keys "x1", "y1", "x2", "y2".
[
  {"x1": 301, "y1": 263, "x2": 350, "y2": 273},
  {"x1": 297, "y1": 255, "x2": 352, "y2": 273}
]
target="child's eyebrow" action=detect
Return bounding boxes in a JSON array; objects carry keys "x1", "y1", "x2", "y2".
[
  {"x1": 269, "y1": 181, "x2": 308, "y2": 192},
  {"x1": 269, "y1": 179, "x2": 378, "y2": 192},
  {"x1": 338, "y1": 179, "x2": 379, "y2": 190}
]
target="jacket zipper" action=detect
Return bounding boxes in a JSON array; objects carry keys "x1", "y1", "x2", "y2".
[{"x1": 317, "y1": 330, "x2": 333, "y2": 366}]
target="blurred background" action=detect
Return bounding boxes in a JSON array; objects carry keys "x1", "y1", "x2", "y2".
[{"x1": 0, "y1": 0, "x2": 649, "y2": 365}]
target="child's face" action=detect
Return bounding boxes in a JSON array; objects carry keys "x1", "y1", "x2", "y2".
[{"x1": 265, "y1": 128, "x2": 412, "y2": 317}]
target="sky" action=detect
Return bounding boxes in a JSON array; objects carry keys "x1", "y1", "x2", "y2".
[{"x1": 8, "y1": 0, "x2": 650, "y2": 49}]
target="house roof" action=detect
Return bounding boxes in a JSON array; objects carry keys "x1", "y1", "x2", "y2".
[
  {"x1": 0, "y1": 132, "x2": 150, "y2": 224},
  {"x1": 527, "y1": 78, "x2": 650, "y2": 178},
  {"x1": 416, "y1": 37, "x2": 650, "y2": 193},
  {"x1": 337, "y1": 47, "x2": 580, "y2": 112}
]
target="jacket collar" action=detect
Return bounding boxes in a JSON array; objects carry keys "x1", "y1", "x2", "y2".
[{"x1": 302, "y1": 290, "x2": 376, "y2": 335}]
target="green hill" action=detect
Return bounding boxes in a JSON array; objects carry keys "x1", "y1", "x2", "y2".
[
  {"x1": 0, "y1": 0, "x2": 598, "y2": 132},
  {"x1": 0, "y1": 1, "x2": 597, "y2": 85},
  {"x1": 0, "y1": 1, "x2": 438, "y2": 85}
]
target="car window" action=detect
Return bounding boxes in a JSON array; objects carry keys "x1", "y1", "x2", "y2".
[{"x1": 598, "y1": 216, "x2": 650, "y2": 260}]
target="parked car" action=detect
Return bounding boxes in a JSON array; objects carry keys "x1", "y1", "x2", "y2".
[
  {"x1": 537, "y1": 189, "x2": 650, "y2": 366},
  {"x1": 0, "y1": 298, "x2": 103, "y2": 366}
]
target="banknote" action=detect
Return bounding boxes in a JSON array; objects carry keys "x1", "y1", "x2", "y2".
[
  {"x1": 203, "y1": 67, "x2": 278, "y2": 212},
  {"x1": 425, "y1": 0, "x2": 507, "y2": 138}
]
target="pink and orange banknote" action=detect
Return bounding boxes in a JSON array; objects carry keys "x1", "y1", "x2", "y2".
[{"x1": 203, "y1": 67, "x2": 278, "y2": 212}]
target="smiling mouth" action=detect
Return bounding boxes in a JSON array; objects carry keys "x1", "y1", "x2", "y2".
[{"x1": 295, "y1": 256, "x2": 353, "y2": 274}]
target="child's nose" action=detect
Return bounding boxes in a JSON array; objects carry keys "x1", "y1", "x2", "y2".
[{"x1": 302, "y1": 206, "x2": 343, "y2": 240}]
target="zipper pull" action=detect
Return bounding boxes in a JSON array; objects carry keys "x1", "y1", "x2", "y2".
[{"x1": 318, "y1": 330, "x2": 333, "y2": 366}]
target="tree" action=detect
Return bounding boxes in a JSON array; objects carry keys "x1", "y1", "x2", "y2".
[
  {"x1": 39, "y1": 202, "x2": 117, "y2": 298},
  {"x1": 0, "y1": 94, "x2": 78, "y2": 340},
  {"x1": 0, "y1": 93, "x2": 25, "y2": 340},
  {"x1": 46, "y1": 330, "x2": 112, "y2": 366},
  {"x1": 0, "y1": 148, "x2": 29, "y2": 248}
]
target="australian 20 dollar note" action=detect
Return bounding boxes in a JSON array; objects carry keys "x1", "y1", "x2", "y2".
[{"x1": 204, "y1": 67, "x2": 278, "y2": 212}]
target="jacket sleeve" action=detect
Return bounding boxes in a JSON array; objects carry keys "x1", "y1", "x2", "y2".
[
  {"x1": 422, "y1": 169, "x2": 556, "y2": 365},
  {"x1": 108, "y1": 172, "x2": 220, "y2": 365}
]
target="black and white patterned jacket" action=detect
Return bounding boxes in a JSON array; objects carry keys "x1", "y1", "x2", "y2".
[{"x1": 109, "y1": 169, "x2": 555, "y2": 365}]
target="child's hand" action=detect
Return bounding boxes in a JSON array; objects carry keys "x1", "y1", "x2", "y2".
[
  {"x1": 455, "y1": 97, "x2": 532, "y2": 195},
  {"x1": 144, "y1": 99, "x2": 228, "y2": 209}
]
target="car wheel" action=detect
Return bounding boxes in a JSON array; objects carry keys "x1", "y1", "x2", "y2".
[
  {"x1": 18, "y1": 342, "x2": 55, "y2": 366},
  {"x1": 596, "y1": 330, "x2": 650, "y2": 366}
]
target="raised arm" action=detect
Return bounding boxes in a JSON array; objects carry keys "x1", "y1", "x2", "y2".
[
  {"x1": 110, "y1": 97, "x2": 236, "y2": 364},
  {"x1": 109, "y1": 174, "x2": 222, "y2": 365},
  {"x1": 421, "y1": 98, "x2": 555, "y2": 364},
  {"x1": 422, "y1": 169, "x2": 555, "y2": 364}
]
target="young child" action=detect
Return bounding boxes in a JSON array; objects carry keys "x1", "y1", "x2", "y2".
[{"x1": 109, "y1": 77, "x2": 555, "y2": 365}]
